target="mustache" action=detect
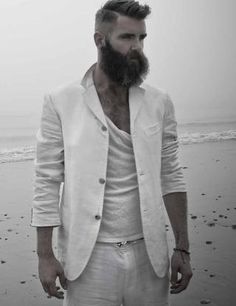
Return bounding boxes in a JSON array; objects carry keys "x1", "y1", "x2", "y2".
[
  {"x1": 127, "y1": 49, "x2": 143, "y2": 58},
  {"x1": 126, "y1": 50, "x2": 144, "y2": 66},
  {"x1": 121, "y1": 49, "x2": 144, "y2": 63}
]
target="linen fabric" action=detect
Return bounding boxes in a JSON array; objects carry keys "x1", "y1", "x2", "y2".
[
  {"x1": 63, "y1": 239, "x2": 169, "y2": 306},
  {"x1": 31, "y1": 63, "x2": 186, "y2": 281}
]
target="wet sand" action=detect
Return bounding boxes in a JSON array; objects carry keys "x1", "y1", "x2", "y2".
[{"x1": 0, "y1": 141, "x2": 235, "y2": 306}]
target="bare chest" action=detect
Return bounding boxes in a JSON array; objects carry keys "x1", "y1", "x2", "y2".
[{"x1": 100, "y1": 96, "x2": 130, "y2": 134}]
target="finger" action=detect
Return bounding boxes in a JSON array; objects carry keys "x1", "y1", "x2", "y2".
[
  {"x1": 47, "y1": 282, "x2": 64, "y2": 299},
  {"x1": 41, "y1": 280, "x2": 50, "y2": 295},
  {"x1": 47, "y1": 281, "x2": 57, "y2": 296},
  {"x1": 48, "y1": 291, "x2": 64, "y2": 299},
  {"x1": 170, "y1": 267, "x2": 178, "y2": 285},
  {"x1": 54, "y1": 289, "x2": 64, "y2": 299},
  {"x1": 170, "y1": 278, "x2": 182, "y2": 289},
  {"x1": 59, "y1": 270, "x2": 68, "y2": 290},
  {"x1": 170, "y1": 275, "x2": 190, "y2": 294}
]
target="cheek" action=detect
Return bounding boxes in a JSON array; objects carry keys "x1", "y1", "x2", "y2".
[
  {"x1": 110, "y1": 39, "x2": 131, "y2": 55},
  {"x1": 118, "y1": 44, "x2": 131, "y2": 56},
  {"x1": 120, "y1": 47, "x2": 130, "y2": 55}
]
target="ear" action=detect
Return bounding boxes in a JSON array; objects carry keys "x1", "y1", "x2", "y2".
[{"x1": 94, "y1": 31, "x2": 106, "y2": 49}]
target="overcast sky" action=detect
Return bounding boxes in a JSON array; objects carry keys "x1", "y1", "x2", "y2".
[{"x1": 0, "y1": 0, "x2": 235, "y2": 123}]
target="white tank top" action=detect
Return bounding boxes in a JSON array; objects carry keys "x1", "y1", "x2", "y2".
[{"x1": 97, "y1": 115, "x2": 143, "y2": 242}]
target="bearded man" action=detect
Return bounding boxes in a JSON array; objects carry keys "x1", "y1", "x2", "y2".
[{"x1": 31, "y1": 1, "x2": 192, "y2": 305}]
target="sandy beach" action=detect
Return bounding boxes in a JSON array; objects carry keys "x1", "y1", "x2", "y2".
[{"x1": 0, "y1": 141, "x2": 235, "y2": 306}]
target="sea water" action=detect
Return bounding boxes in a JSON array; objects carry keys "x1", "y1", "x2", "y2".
[{"x1": 0, "y1": 113, "x2": 236, "y2": 163}]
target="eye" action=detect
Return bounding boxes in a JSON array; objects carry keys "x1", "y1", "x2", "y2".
[
  {"x1": 121, "y1": 34, "x2": 135, "y2": 40},
  {"x1": 140, "y1": 34, "x2": 147, "y2": 41}
]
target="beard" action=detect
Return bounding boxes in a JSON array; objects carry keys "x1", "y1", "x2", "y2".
[{"x1": 100, "y1": 39, "x2": 149, "y2": 88}]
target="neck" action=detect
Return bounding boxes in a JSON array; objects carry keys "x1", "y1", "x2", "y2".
[{"x1": 93, "y1": 63, "x2": 128, "y2": 97}]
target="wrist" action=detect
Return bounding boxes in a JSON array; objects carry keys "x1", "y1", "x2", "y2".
[
  {"x1": 175, "y1": 239, "x2": 189, "y2": 251},
  {"x1": 173, "y1": 247, "x2": 190, "y2": 255},
  {"x1": 37, "y1": 250, "x2": 55, "y2": 259}
]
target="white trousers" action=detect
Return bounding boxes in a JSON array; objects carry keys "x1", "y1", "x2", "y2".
[{"x1": 64, "y1": 238, "x2": 169, "y2": 306}]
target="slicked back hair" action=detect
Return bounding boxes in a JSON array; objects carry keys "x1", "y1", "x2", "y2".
[{"x1": 95, "y1": 0, "x2": 151, "y2": 33}]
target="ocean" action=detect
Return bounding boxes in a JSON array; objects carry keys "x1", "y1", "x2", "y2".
[{"x1": 0, "y1": 113, "x2": 236, "y2": 163}]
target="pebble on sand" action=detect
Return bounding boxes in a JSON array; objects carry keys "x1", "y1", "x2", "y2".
[
  {"x1": 191, "y1": 216, "x2": 198, "y2": 219},
  {"x1": 207, "y1": 222, "x2": 215, "y2": 227},
  {"x1": 205, "y1": 241, "x2": 213, "y2": 245},
  {"x1": 200, "y1": 299, "x2": 211, "y2": 304}
]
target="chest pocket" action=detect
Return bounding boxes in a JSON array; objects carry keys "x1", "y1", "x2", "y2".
[{"x1": 144, "y1": 122, "x2": 161, "y2": 136}]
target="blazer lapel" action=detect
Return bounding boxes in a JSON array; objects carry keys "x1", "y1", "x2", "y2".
[
  {"x1": 81, "y1": 64, "x2": 145, "y2": 130},
  {"x1": 81, "y1": 64, "x2": 107, "y2": 128}
]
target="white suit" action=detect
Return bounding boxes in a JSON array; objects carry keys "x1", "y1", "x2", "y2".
[{"x1": 31, "y1": 64, "x2": 186, "y2": 281}]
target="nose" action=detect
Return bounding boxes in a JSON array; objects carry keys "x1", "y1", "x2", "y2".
[{"x1": 131, "y1": 38, "x2": 143, "y2": 51}]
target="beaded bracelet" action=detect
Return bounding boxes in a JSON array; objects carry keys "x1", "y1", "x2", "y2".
[{"x1": 173, "y1": 248, "x2": 191, "y2": 255}]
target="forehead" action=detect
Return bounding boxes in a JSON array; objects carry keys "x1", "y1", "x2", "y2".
[{"x1": 111, "y1": 15, "x2": 146, "y2": 35}]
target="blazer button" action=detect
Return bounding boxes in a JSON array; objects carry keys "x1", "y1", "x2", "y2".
[
  {"x1": 101, "y1": 126, "x2": 107, "y2": 132},
  {"x1": 99, "y1": 178, "x2": 106, "y2": 184},
  {"x1": 95, "y1": 215, "x2": 101, "y2": 220}
]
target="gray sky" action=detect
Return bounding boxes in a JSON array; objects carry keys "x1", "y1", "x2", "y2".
[{"x1": 0, "y1": 0, "x2": 236, "y2": 123}]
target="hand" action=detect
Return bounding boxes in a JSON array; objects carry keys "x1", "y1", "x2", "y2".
[
  {"x1": 38, "y1": 256, "x2": 67, "y2": 299},
  {"x1": 170, "y1": 250, "x2": 193, "y2": 294}
]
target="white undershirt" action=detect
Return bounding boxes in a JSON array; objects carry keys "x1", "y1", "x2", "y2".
[{"x1": 97, "y1": 116, "x2": 144, "y2": 243}]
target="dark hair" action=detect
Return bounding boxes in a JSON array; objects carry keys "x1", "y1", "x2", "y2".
[{"x1": 95, "y1": 0, "x2": 151, "y2": 32}]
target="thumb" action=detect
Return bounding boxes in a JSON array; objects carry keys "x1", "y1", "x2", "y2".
[{"x1": 58, "y1": 270, "x2": 67, "y2": 290}]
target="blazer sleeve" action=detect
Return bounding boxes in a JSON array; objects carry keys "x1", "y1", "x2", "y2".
[
  {"x1": 31, "y1": 94, "x2": 64, "y2": 227},
  {"x1": 160, "y1": 94, "x2": 187, "y2": 196}
]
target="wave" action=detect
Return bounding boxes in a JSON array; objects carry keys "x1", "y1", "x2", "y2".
[
  {"x1": 179, "y1": 130, "x2": 236, "y2": 145},
  {"x1": 0, "y1": 146, "x2": 35, "y2": 164},
  {"x1": 0, "y1": 130, "x2": 235, "y2": 163}
]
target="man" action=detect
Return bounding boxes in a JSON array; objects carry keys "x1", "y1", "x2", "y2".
[{"x1": 31, "y1": 1, "x2": 192, "y2": 305}]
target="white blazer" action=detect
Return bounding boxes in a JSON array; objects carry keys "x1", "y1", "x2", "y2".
[{"x1": 32, "y1": 64, "x2": 186, "y2": 281}]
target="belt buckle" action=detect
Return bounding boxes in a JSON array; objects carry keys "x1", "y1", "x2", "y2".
[{"x1": 116, "y1": 241, "x2": 128, "y2": 247}]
